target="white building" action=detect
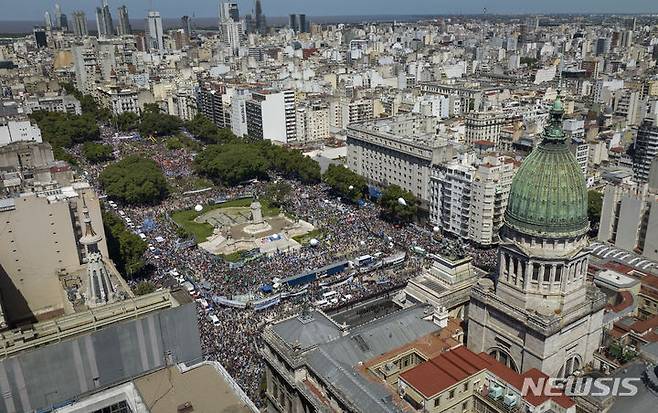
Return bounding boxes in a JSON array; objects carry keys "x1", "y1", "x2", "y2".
[
  {"x1": 146, "y1": 11, "x2": 164, "y2": 52},
  {"x1": 430, "y1": 154, "x2": 516, "y2": 245},
  {"x1": 246, "y1": 90, "x2": 295, "y2": 144},
  {"x1": 0, "y1": 119, "x2": 43, "y2": 147},
  {"x1": 73, "y1": 45, "x2": 99, "y2": 95},
  {"x1": 97, "y1": 86, "x2": 140, "y2": 115},
  {"x1": 24, "y1": 95, "x2": 82, "y2": 115}
]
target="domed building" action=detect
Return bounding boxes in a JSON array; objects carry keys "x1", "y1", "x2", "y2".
[{"x1": 467, "y1": 98, "x2": 606, "y2": 377}]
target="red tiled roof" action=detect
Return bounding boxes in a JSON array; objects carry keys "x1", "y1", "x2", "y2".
[
  {"x1": 606, "y1": 291, "x2": 634, "y2": 313},
  {"x1": 630, "y1": 314, "x2": 658, "y2": 334},
  {"x1": 400, "y1": 346, "x2": 491, "y2": 398}
]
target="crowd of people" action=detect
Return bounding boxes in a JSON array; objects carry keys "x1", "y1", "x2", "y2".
[{"x1": 67, "y1": 135, "x2": 497, "y2": 405}]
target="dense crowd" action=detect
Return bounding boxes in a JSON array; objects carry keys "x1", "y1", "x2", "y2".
[{"x1": 67, "y1": 135, "x2": 496, "y2": 404}]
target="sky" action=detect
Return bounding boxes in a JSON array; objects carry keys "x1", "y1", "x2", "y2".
[{"x1": 0, "y1": 0, "x2": 657, "y2": 20}]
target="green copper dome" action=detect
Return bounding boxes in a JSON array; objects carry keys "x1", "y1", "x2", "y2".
[{"x1": 504, "y1": 98, "x2": 589, "y2": 239}]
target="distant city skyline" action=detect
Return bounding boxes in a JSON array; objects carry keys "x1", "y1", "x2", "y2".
[{"x1": 1, "y1": 0, "x2": 657, "y2": 21}]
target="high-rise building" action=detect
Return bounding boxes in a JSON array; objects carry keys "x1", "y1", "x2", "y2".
[
  {"x1": 633, "y1": 119, "x2": 658, "y2": 183},
  {"x1": 220, "y1": 1, "x2": 239, "y2": 22},
  {"x1": 73, "y1": 45, "x2": 99, "y2": 94},
  {"x1": 116, "y1": 5, "x2": 131, "y2": 35},
  {"x1": 146, "y1": 10, "x2": 164, "y2": 51},
  {"x1": 54, "y1": 3, "x2": 67, "y2": 30},
  {"x1": 299, "y1": 13, "x2": 307, "y2": 33},
  {"x1": 289, "y1": 14, "x2": 299, "y2": 32},
  {"x1": 254, "y1": 0, "x2": 266, "y2": 33},
  {"x1": 72, "y1": 11, "x2": 88, "y2": 37},
  {"x1": 44, "y1": 11, "x2": 52, "y2": 31},
  {"x1": 219, "y1": 2, "x2": 242, "y2": 54},
  {"x1": 467, "y1": 99, "x2": 605, "y2": 377},
  {"x1": 245, "y1": 90, "x2": 295, "y2": 143},
  {"x1": 33, "y1": 27, "x2": 47, "y2": 48},
  {"x1": 430, "y1": 154, "x2": 516, "y2": 246},
  {"x1": 181, "y1": 15, "x2": 192, "y2": 36},
  {"x1": 95, "y1": 0, "x2": 114, "y2": 38}
]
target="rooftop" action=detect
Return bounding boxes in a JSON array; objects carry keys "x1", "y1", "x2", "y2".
[{"x1": 134, "y1": 362, "x2": 254, "y2": 413}]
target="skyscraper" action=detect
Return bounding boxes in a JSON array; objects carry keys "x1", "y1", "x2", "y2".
[
  {"x1": 95, "y1": 0, "x2": 114, "y2": 38},
  {"x1": 467, "y1": 98, "x2": 605, "y2": 377},
  {"x1": 117, "y1": 5, "x2": 131, "y2": 35},
  {"x1": 72, "y1": 11, "x2": 88, "y2": 37},
  {"x1": 181, "y1": 15, "x2": 192, "y2": 36},
  {"x1": 44, "y1": 11, "x2": 52, "y2": 30},
  {"x1": 220, "y1": 1, "x2": 239, "y2": 22},
  {"x1": 147, "y1": 11, "x2": 164, "y2": 52},
  {"x1": 255, "y1": 0, "x2": 266, "y2": 33},
  {"x1": 633, "y1": 119, "x2": 658, "y2": 183},
  {"x1": 33, "y1": 27, "x2": 47, "y2": 48},
  {"x1": 219, "y1": 2, "x2": 242, "y2": 54},
  {"x1": 289, "y1": 14, "x2": 299, "y2": 32},
  {"x1": 54, "y1": 3, "x2": 62, "y2": 29},
  {"x1": 299, "y1": 13, "x2": 307, "y2": 33}
]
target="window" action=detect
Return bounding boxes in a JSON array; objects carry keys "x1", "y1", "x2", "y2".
[
  {"x1": 463, "y1": 381, "x2": 469, "y2": 391},
  {"x1": 434, "y1": 397, "x2": 440, "y2": 407},
  {"x1": 449, "y1": 389, "x2": 455, "y2": 399}
]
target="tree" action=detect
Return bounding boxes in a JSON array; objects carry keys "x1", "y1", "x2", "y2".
[
  {"x1": 138, "y1": 110, "x2": 182, "y2": 137},
  {"x1": 379, "y1": 185, "x2": 418, "y2": 224},
  {"x1": 116, "y1": 112, "x2": 140, "y2": 132},
  {"x1": 264, "y1": 181, "x2": 292, "y2": 207},
  {"x1": 194, "y1": 144, "x2": 270, "y2": 186},
  {"x1": 186, "y1": 114, "x2": 236, "y2": 144},
  {"x1": 258, "y1": 141, "x2": 321, "y2": 183},
  {"x1": 102, "y1": 211, "x2": 147, "y2": 278},
  {"x1": 82, "y1": 142, "x2": 114, "y2": 163},
  {"x1": 134, "y1": 281, "x2": 156, "y2": 295},
  {"x1": 323, "y1": 164, "x2": 367, "y2": 202},
  {"x1": 588, "y1": 190, "x2": 603, "y2": 225},
  {"x1": 99, "y1": 156, "x2": 169, "y2": 204},
  {"x1": 29, "y1": 110, "x2": 100, "y2": 148}
]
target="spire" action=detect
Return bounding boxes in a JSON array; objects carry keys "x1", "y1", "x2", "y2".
[
  {"x1": 78, "y1": 194, "x2": 116, "y2": 307},
  {"x1": 542, "y1": 96, "x2": 566, "y2": 143},
  {"x1": 79, "y1": 195, "x2": 102, "y2": 248}
]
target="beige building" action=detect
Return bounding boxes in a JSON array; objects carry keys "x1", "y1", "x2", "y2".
[
  {"x1": 296, "y1": 102, "x2": 329, "y2": 143},
  {"x1": 399, "y1": 346, "x2": 576, "y2": 413},
  {"x1": 430, "y1": 154, "x2": 516, "y2": 245},
  {"x1": 347, "y1": 115, "x2": 457, "y2": 203},
  {"x1": 0, "y1": 183, "x2": 108, "y2": 324},
  {"x1": 465, "y1": 110, "x2": 506, "y2": 147}
]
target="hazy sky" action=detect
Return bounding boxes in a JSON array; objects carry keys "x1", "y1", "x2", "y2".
[{"x1": 1, "y1": 0, "x2": 657, "y2": 20}]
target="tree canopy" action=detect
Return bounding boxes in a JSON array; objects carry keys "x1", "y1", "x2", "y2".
[
  {"x1": 323, "y1": 164, "x2": 367, "y2": 202},
  {"x1": 257, "y1": 141, "x2": 321, "y2": 184},
  {"x1": 379, "y1": 185, "x2": 418, "y2": 224},
  {"x1": 194, "y1": 144, "x2": 269, "y2": 186},
  {"x1": 587, "y1": 190, "x2": 603, "y2": 226},
  {"x1": 29, "y1": 110, "x2": 100, "y2": 149},
  {"x1": 186, "y1": 114, "x2": 236, "y2": 144},
  {"x1": 138, "y1": 104, "x2": 183, "y2": 137},
  {"x1": 102, "y1": 211, "x2": 147, "y2": 278},
  {"x1": 264, "y1": 181, "x2": 292, "y2": 207},
  {"x1": 82, "y1": 142, "x2": 114, "y2": 164},
  {"x1": 99, "y1": 156, "x2": 169, "y2": 204},
  {"x1": 115, "y1": 112, "x2": 140, "y2": 132}
]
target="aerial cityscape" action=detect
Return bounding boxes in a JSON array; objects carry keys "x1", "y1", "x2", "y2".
[{"x1": 0, "y1": 1, "x2": 658, "y2": 412}]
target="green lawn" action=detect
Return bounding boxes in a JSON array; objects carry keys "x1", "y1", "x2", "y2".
[
  {"x1": 171, "y1": 209, "x2": 215, "y2": 243},
  {"x1": 216, "y1": 198, "x2": 280, "y2": 216},
  {"x1": 293, "y1": 228, "x2": 324, "y2": 245},
  {"x1": 171, "y1": 198, "x2": 280, "y2": 243}
]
